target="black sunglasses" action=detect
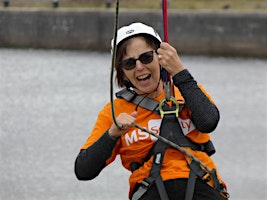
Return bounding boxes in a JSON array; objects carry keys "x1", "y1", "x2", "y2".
[{"x1": 120, "y1": 50, "x2": 155, "y2": 70}]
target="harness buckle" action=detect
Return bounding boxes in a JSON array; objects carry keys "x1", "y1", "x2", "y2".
[
  {"x1": 202, "y1": 172, "x2": 211, "y2": 183},
  {"x1": 131, "y1": 177, "x2": 155, "y2": 200},
  {"x1": 140, "y1": 180, "x2": 150, "y2": 188}
]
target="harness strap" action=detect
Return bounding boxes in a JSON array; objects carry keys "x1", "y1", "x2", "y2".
[
  {"x1": 131, "y1": 155, "x2": 169, "y2": 200},
  {"x1": 155, "y1": 174, "x2": 169, "y2": 200},
  {"x1": 131, "y1": 177, "x2": 154, "y2": 200},
  {"x1": 210, "y1": 168, "x2": 226, "y2": 194},
  {"x1": 116, "y1": 88, "x2": 185, "y2": 114},
  {"x1": 151, "y1": 151, "x2": 169, "y2": 200},
  {"x1": 185, "y1": 159, "x2": 208, "y2": 200},
  {"x1": 132, "y1": 114, "x2": 173, "y2": 200},
  {"x1": 185, "y1": 169, "x2": 197, "y2": 200},
  {"x1": 116, "y1": 88, "x2": 160, "y2": 113}
]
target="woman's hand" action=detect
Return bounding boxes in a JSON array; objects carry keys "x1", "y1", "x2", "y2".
[
  {"x1": 108, "y1": 111, "x2": 138, "y2": 139},
  {"x1": 157, "y1": 42, "x2": 185, "y2": 76}
]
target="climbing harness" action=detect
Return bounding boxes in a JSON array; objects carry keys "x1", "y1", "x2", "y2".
[
  {"x1": 129, "y1": 94, "x2": 228, "y2": 200},
  {"x1": 116, "y1": 88, "x2": 225, "y2": 200}
]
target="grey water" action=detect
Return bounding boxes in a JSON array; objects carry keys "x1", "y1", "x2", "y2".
[{"x1": 0, "y1": 48, "x2": 266, "y2": 200}]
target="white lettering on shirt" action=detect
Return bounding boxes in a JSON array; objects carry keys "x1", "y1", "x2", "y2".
[
  {"x1": 178, "y1": 118, "x2": 196, "y2": 135},
  {"x1": 125, "y1": 130, "x2": 138, "y2": 146},
  {"x1": 124, "y1": 118, "x2": 196, "y2": 146},
  {"x1": 148, "y1": 119, "x2": 161, "y2": 142}
]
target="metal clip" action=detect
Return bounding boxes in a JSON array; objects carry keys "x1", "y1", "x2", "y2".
[{"x1": 159, "y1": 96, "x2": 179, "y2": 118}]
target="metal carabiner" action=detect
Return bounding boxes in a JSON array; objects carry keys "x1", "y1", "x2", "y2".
[{"x1": 158, "y1": 96, "x2": 179, "y2": 118}]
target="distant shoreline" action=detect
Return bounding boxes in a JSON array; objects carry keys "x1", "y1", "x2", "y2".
[
  {"x1": 0, "y1": 8, "x2": 266, "y2": 58},
  {"x1": 3, "y1": 0, "x2": 267, "y2": 10}
]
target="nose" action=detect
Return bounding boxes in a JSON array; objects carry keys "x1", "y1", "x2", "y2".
[{"x1": 135, "y1": 60, "x2": 145, "y2": 70}]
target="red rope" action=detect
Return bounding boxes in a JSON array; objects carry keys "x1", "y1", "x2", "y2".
[
  {"x1": 162, "y1": 0, "x2": 172, "y2": 88},
  {"x1": 162, "y1": 0, "x2": 169, "y2": 43}
]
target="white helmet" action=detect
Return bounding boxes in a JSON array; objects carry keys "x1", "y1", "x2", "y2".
[{"x1": 111, "y1": 22, "x2": 162, "y2": 53}]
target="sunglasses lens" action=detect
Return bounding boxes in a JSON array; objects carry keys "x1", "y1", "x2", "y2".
[
  {"x1": 120, "y1": 51, "x2": 154, "y2": 70},
  {"x1": 121, "y1": 58, "x2": 136, "y2": 70},
  {"x1": 139, "y1": 51, "x2": 154, "y2": 64}
]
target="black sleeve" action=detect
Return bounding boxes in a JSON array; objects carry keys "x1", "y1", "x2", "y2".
[
  {"x1": 172, "y1": 69, "x2": 220, "y2": 133},
  {"x1": 74, "y1": 131, "x2": 118, "y2": 180}
]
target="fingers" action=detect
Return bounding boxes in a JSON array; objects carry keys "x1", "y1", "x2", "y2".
[
  {"x1": 118, "y1": 112, "x2": 136, "y2": 130},
  {"x1": 112, "y1": 111, "x2": 137, "y2": 132},
  {"x1": 157, "y1": 42, "x2": 177, "y2": 59},
  {"x1": 119, "y1": 111, "x2": 138, "y2": 130},
  {"x1": 131, "y1": 111, "x2": 138, "y2": 117},
  {"x1": 109, "y1": 112, "x2": 137, "y2": 138},
  {"x1": 157, "y1": 42, "x2": 184, "y2": 76}
]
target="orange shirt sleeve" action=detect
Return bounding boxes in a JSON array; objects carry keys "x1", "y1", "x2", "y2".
[{"x1": 80, "y1": 102, "x2": 120, "y2": 166}]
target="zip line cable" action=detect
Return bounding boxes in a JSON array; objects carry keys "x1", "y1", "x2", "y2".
[{"x1": 110, "y1": 0, "x2": 121, "y2": 129}]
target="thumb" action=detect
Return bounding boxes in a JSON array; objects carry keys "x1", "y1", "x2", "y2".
[{"x1": 130, "y1": 111, "x2": 138, "y2": 118}]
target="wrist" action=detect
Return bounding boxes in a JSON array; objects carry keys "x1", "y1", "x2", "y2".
[
  {"x1": 108, "y1": 129, "x2": 120, "y2": 141},
  {"x1": 170, "y1": 67, "x2": 185, "y2": 76}
]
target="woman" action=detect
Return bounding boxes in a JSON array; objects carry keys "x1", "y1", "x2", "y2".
[{"x1": 75, "y1": 22, "x2": 229, "y2": 200}]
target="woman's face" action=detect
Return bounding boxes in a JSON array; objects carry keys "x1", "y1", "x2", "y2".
[{"x1": 122, "y1": 37, "x2": 162, "y2": 98}]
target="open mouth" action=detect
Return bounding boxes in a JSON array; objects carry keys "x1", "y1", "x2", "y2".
[{"x1": 137, "y1": 74, "x2": 151, "y2": 81}]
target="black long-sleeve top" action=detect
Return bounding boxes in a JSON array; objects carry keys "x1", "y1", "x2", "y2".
[{"x1": 74, "y1": 69, "x2": 220, "y2": 180}]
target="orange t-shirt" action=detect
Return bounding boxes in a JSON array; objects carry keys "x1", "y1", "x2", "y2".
[{"x1": 81, "y1": 85, "x2": 225, "y2": 197}]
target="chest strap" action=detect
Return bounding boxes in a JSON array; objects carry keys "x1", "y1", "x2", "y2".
[{"x1": 116, "y1": 88, "x2": 184, "y2": 114}]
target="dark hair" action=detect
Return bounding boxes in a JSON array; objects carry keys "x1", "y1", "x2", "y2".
[{"x1": 115, "y1": 34, "x2": 160, "y2": 88}]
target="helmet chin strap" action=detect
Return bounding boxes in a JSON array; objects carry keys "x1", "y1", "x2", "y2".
[{"x1": 123, "y1": 80, "x2": 136, "y2": 89}]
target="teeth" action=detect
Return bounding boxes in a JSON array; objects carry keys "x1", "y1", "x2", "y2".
[{"x1": 137, "y1": 74, "x2": 149, "y2": 80}]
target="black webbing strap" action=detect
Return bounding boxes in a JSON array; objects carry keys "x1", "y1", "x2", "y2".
[
  {"x1": 210, "y1": 168, "x2": 225, "y2": 194},
  {"x1": 116, "y1": 88, "x2": 185, "y2": 114},
  {"x1": 185, "y1": 170, "x2": 197, "y2": 200},
  {"x1": 131, "y1": 177, "x2": 154, "y2": 200},
  {"x1": 131, "y1": 114, "x2": 173, "y2": 200},
  {"x1": 185, "y1": 159, "x2": 208, "y2": 200},
  {"x1": 149, "y1": 133, "x2": 170, "y2": 199},
  {"x1": 116, "y1": 88, "x2": 160, "y2": 114}
]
